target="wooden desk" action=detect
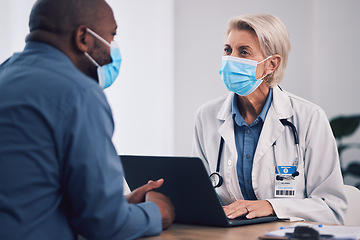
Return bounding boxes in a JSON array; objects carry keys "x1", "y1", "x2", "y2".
[{"x1": 140, "y1": 221, "x2": 297, "y2": 240}]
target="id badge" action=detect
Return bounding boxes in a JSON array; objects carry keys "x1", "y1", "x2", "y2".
[{"x1": 274, "y1": 166, "x2": 296, "y2": 198}]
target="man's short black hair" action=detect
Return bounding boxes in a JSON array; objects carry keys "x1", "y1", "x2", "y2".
[{"x1": 29, "y1": 0, "x2": 103, "y2": 34}]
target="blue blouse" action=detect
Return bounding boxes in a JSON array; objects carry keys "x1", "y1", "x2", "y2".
[{"x1": 232, "y1": 88, "x2": 273, "y2": 200}]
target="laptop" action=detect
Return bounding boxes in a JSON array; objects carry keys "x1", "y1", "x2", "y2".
[{"x1": 119, "y1": 155, "x2": 279, "y2": 227}]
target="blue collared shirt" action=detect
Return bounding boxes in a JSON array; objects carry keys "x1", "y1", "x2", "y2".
[
  {"x1": 0, "y1": 42, "x2": 161, "y2": 240},
  {"x1": 232, "y1": 88, "x2": 273, "y2": 200}
]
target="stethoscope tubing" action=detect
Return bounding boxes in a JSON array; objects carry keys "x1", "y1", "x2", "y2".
[{"x1": 210, "y1": 119, "x2": 300, "y2": 187}]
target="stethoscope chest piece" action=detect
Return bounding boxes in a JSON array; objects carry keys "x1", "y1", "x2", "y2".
[{"x1": 210, "y1": 172, "x2": 223, "y2": 188}]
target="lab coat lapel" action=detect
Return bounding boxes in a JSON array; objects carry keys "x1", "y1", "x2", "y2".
[
  {"x1": 218, "y1": 115, "x2": 237, "y2": 157},
  {"x1": 253, "y1": 86, "x2": 294, "y2": 164},
  {"x1": 217, "y1": 93, "x2": 242, "y2": 200},
  {"x1": 217, "y1": 93, "x2": 237, "y2": 158},
  {"x1": 253, "y1": 105, "x2": 283, "y2": 164}
]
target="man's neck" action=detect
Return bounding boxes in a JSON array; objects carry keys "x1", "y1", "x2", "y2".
[{"x1": 26, "y1": 30, "x2": 80, "y2": 69}]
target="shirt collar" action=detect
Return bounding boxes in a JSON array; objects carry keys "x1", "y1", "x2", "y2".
[
  {"x1": 24, "y1": 41, "x2": 74, "y2": 65},
  {"x1": 232, "y1": 88, "x2": 273, "y2": 127}
]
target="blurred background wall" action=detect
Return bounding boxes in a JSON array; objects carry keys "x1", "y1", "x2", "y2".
[{"x1": 1, "y1": 0, "x2": 359, "y2": 184}]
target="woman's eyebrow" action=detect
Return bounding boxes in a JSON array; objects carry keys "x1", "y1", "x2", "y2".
[{"x1": 238, "y1": 45, "x2": 252, "y2": 50}]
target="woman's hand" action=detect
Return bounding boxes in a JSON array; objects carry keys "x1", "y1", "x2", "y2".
[{"x1": 223, "y1": 199, "x2": 275, "y2": 219}]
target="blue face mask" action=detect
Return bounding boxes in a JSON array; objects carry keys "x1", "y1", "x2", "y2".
[
  {"x1": 84, "y1": 28, "x2": 122, "y2": 89},
  {"x1": 219, "y1": 55, "x2": 271, "y2": 96}
]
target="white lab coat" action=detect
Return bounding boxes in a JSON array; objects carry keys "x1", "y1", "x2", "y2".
[{"x1": 192, "y1": 86, "x2": 347, "y2": 224}]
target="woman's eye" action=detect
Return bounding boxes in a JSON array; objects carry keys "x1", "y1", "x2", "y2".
[
  {"x1": 224, "y1": 48, "x2": 232, "y2": 54},
  {"x1": 240, "y1": 50, "x2": 248, "y2": 55}
]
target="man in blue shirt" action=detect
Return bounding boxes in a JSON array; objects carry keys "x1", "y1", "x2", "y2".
[{"x1": 0, "y1": 0, "x2": 174, "y2": 239}]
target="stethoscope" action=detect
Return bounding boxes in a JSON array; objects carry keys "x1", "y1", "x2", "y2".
[{"x1": 209, "y1": 119, "x2": 300, "y2": 188}]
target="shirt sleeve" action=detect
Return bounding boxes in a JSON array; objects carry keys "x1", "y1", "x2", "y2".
[{"x1": 56, "y1": 87, "x2": 162, "y2": 239}]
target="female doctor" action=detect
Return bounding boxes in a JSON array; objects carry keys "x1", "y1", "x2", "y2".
[{"x1": 192, "y1": 13, "x2": 347, "y2": 224}]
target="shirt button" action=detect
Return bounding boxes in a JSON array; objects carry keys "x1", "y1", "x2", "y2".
[
  {"x1": 247, "y1": 129, "x2": 251, "y2": 134},
  {"x1": 227, "y1": 159, "x2": 232, "y2": 166},
  {"x1": 246, "y1": 154, "x2": 251, "y2": 159}
]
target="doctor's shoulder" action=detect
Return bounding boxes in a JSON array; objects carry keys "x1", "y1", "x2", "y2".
[
  {"x1": 281, "y1": 89, "x2": 329, "y2": 120},
  {"x1": 195, "y1": 93, "x2": 230, "y2": 120}
]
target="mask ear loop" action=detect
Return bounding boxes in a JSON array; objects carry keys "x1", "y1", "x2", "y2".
[
  {"x1": 258, "y1": 55, "x2": 273, "y2": 81},
  {"x1": 258, "y1": 55, "x2": 272, "y2": 64},
  {"x1": 84, "y1": 52, "x2": 100, "y2": 67},
  {"x1": 87, "y1": 28, "x2": 111, "y2": 48},
  {"x1": 84, "y1": 28, "x2": 106, "y2": 67}
]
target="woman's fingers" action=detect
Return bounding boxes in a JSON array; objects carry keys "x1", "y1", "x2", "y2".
[
  {"x1": 223, "y1": 200, "x2": 275, "y2": 219},
  {"x1": 223, "y1": 200, "x2": 247, "y2": 218}
]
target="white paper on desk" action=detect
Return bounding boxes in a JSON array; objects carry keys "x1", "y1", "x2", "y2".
[
  {"x1": 265, "y1": 223, "x2": 360, "y2": 240},
  {"x1": 283, "y1": 217, "x2": 305, "y2": 222}
]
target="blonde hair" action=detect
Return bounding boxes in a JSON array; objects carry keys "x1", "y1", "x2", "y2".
[{"x1": 227, "y1": 14, "x2": 290, "y2": 86}]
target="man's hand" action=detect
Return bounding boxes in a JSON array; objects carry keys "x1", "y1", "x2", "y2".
[
  {"x1": 126, "y1": 179, "x2": 164, "y2": 204},
  {"x1": 146, "y1": 191, "x2": 175, "y2": 230},
  {"x1": 223, "y1": 199, "x2": 275, "y2": 219}
]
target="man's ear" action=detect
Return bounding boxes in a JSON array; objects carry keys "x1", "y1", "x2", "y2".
[
  {"x1": 74, "y1": 25, "x2": 91, "y2": 53},
  {"x1": 266, "y1": 55, "x2": 281, "y2": 75}
]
